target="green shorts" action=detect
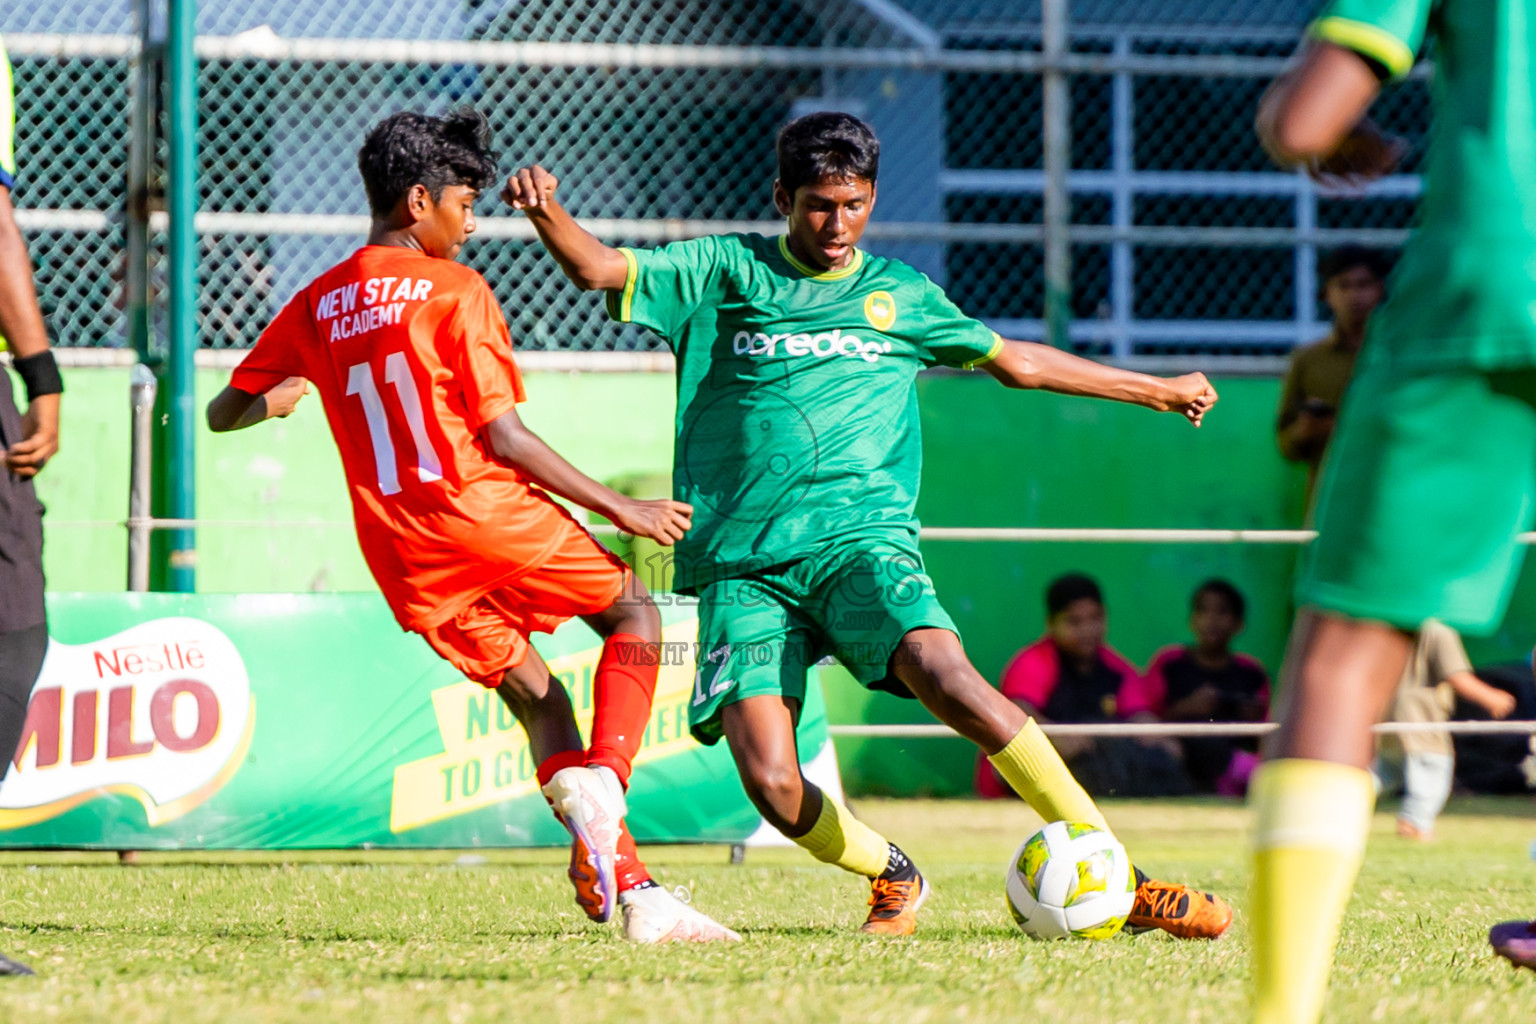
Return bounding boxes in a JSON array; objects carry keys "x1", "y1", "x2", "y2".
[
  {"x1": 688, "y1": 534, "x2": 957, "y2": 745},
  {"x1": 1298, "y1": 362, "x2": 1536, "y2": 634}
]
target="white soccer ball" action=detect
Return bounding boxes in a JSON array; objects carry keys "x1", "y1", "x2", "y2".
[{"x1": 1005, "y1": 820, "x2": 1136, "y2": 940}]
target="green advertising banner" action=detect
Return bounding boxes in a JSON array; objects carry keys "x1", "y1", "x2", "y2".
[{"x1": 0, "y1": 593, "x2": 833, "y2": 850}]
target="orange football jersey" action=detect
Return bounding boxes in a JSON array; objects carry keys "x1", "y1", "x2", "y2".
[{"x1": 231, "y1": 245, "x2": 575, "y2": 630}]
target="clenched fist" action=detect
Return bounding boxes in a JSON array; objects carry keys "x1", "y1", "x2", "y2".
[{"x1": 502, "y1": 165, "x2": 560, "y2": 212}]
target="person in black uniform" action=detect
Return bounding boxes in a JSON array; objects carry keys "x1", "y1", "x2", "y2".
[{"x1": 0, "y1": 36, "x2": 63, "y2": 978}]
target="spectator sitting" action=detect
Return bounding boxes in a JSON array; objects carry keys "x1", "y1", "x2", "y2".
[
  {"x1": 976, "y1": 573, "x2": 1191, "y2": 799},
  {"x1": 1127, "y1": 579, "x2": 1270, "y2": 796},
  {"x1": 1376, "y1": 619, "x2": 1517, "y2": 841}
]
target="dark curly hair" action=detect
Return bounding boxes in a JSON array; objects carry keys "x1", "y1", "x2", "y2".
[
  {"x1": 1193, "y1": 578, "x2": 1247, "y2": 621},
  {"x1": 1045, "y1": 573, "x2": 1104, "y2": 618},
  {"x1": 776, "y1": 111, "x2": 880, "y2": 196},
  {"x1": 1318, "y1": 245, "x2": 1389, "y2": 286},
  {"x1": 357, "y1": 108, "x2": 498, "y2": 217}
]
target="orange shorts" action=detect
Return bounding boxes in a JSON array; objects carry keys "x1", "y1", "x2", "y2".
[{"x1": 419, "y1": 524, "x2": 630, "y2": 687}]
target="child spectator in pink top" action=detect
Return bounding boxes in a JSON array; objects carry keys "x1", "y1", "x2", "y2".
[
  {"x1": 977, "y1": 574, "x2": 1190, "y2": 798},
  {"x1": 1130, "y1": 579, "x2": 1270, "y2": 796},
  {"x1": 996, "y1": 574, "x2": 1142, "y2": 725}
]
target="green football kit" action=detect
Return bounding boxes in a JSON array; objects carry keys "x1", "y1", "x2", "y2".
[
  {"x1": 607, "y1": 233, "x2": 1001, "y2": 742},
  {"x1": 1299, "y1": 0, "x2": 1536, "y2": 633}
]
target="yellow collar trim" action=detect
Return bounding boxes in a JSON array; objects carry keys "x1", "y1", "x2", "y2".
[{"x1": 777, "y1": 236, "x2": 864, "y2": 281}]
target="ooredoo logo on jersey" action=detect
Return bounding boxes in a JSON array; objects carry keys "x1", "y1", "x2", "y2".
[
  {"x1": 731, "y1": 328, "x2": 893, "y2": 363},
  {"x1": 0, "y1": 617, "x2": 256, "y2": 828}
]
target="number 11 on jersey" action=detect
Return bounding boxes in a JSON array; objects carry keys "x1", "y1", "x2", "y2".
[{"x1": 346, "y1": 352, "x2": 444, "y2": 495}]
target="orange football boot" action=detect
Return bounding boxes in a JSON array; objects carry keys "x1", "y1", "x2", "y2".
[
  {"x1": 1127, "y1": 878, "x2": 1232, "y2": 939},
  {"x1": 859, "y1": 872, "x2": 930, "y2": 936}
]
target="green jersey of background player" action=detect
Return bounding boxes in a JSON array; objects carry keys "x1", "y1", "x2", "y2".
[
  {"x1": 507, "y1": 111, "x2": 1229, "y2": 938},
  {"x1": 1249, "y1": 0, "x2": 1536, "y2": 1018}
]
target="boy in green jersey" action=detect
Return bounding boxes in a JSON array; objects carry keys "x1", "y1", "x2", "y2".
[
  {"x1": 507, "y1": 112, "x2": 1229, "y2": 938},
  {"x1": 1254, "y1": 0, "x2": 1536, "y2": 1017}
]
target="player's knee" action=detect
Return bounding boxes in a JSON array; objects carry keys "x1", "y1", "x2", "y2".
[
  {"x1": 627, "y1": 595, "x2": 663, "y2": 643},
  {"x1": 603, "y1": 582, "x2": 662, "y2": 643},
  {"x1": 741, "y1": 759, "x2": 804, "y2": 814}
]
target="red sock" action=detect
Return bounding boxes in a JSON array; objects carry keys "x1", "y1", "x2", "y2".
[
  {"x1": 535, "y1": 750, "x2": 586, "y2": 789},
  {"x1": 615, "y1": 820, "x2": 653, "y2": 892},
  {"x1": 585, "y1": 632, "x2": 658, "y2": 788}
]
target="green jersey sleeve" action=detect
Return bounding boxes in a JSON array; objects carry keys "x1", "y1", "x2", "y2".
[
  {"x1": 605, "y1": 236, "x2": 730, "y2": 344},
  {"x1": 910, "y1": 280, "x2": 1003, "y2": 369},
  {"x1": 1309, "y1": 0, "x2": 1434, "y2": 81},
  {"x1": 0, "y1": 39, "x2": 16, "y2": 190}
]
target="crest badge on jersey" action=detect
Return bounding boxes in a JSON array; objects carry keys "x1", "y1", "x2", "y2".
[{"x1": 863, "y1": 291, "x2": 897, "y2": 332}]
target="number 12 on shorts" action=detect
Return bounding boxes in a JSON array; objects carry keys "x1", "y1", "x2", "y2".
[{"x1": 346, "y1": 353, "x2": 444, "y2": 495}]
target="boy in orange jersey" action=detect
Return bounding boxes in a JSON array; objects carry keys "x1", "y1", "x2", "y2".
[{"x1": 206, "y1": 108, "x2": 735, "y2": 943}]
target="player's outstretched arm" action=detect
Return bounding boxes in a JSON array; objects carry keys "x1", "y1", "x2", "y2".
[
  {"x1": 982, "y1": 339, "x2": 1217, "y2": 427},
  {"x1": 205, "y1": 377, "x2": 309, "y2": 433},
  {"x1": 483, "y1": 407, "x2": 692, "y2": 545},
  {"x1": 1257, "y1": 41, "x2": 1398, "y2": 184},
  {"x1": 503, "y1": 165, "x2": 629, "y2": 291}
]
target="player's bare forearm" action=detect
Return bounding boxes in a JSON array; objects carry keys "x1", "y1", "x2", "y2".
[
  {"x1": 983, "y1": 339, "x2": 1218, "y2": 426},
  {"x1": 206, "y1": 387, "x2": 269, "y2": 432},
  {"x1": 485, "y1": 410, "x2": 623, "y2": 512},
  {"x1": 502, "y1": 166, "x2": 628, "y2": 291},
  {"x1": 522, "y1": 201, "x2": 628, "y2": 291},
  {"x1": 206, "y1": 378, "x2": 308, "y2": 433},
  {"x1": 483, "y1": 408, "x2": 692, "y2": 545},
  {"x1": 0, "y1": 189, "x2": 50, "y2": 360},
  {"x1": 1257, "y1": 41, "x2": 1383, "y2": 166},
  {"x1": 529, "y1": 208, "x2": 625, "y2": 290}
]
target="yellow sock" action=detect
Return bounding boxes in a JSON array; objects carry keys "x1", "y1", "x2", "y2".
[
  {"x1": 792, "y1": 793, "x2": 892, "y2": 877},
  {"x1": 988, "y1": 719, "x2": 1111, "y2": 833},
  {"x1": 1251, "y1": 758, "x2": 1375, "y2": 1024}
]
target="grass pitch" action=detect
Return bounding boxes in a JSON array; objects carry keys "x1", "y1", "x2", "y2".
[{"x1": 0, "y1": 798, "x2": 1533, "y2": 1023}]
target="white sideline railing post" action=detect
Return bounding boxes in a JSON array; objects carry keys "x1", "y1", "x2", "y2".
[{"x1": 126, "y1": 364, "x2": 157, "y2": 592}]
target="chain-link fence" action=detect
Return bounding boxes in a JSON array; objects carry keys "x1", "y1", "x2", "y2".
[{"x1": 6, "y1": 1, "x2": 1428, "y2": 361}]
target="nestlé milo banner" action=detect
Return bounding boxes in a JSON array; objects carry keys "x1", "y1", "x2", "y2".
[{"x1": 0, "y1": 593, "x2": 832, "y2": 850}]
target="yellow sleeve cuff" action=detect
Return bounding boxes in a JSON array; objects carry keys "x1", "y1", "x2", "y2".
[
  {"x1": 961, "y1": 333, "x2": 1005, "y2": 370},
  {"x1": 609, "y1": 247, "x2": 639, "y2": 323},
  {"x1": 1309, "y1": 16, "x2": 1416, "y2": 79}
]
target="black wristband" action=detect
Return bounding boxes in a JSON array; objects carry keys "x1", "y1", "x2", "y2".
[{"x1": 13, "y1": 350, "x2": 63, "y2": 401}]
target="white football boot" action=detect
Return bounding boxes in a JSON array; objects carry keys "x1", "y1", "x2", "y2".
[
  {"x1": 542, "y1": 765, "x2": 627, "y2": 923},
  {"x1": 620, "y1": 885, "x2": 742, "y2": 944}
]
